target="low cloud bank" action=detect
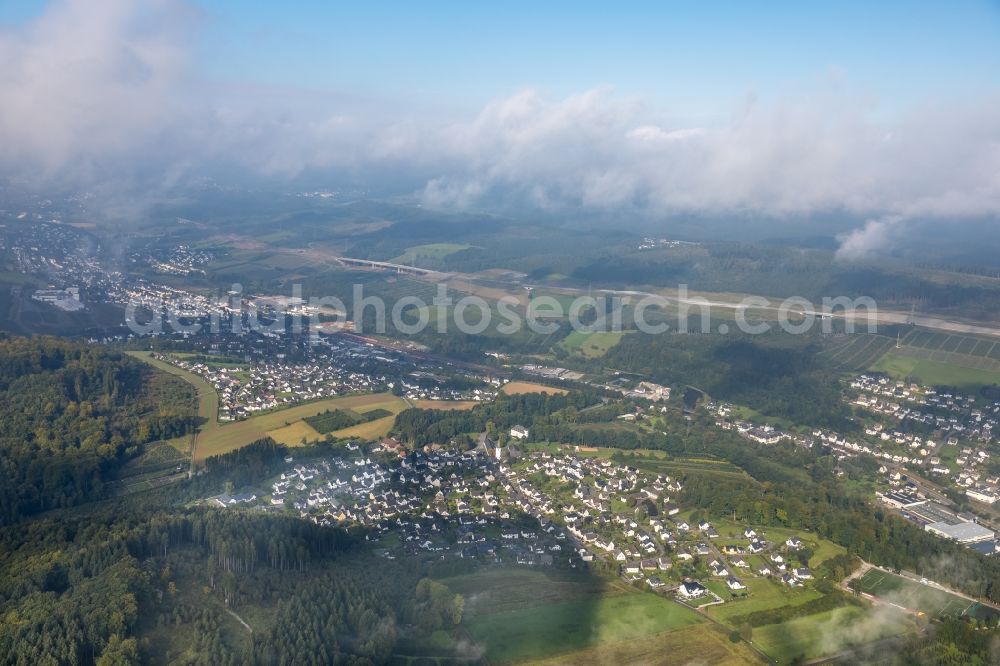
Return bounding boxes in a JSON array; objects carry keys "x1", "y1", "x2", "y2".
[{"x1": 3, "y1": 1, "x2": 999, "y2": 255}]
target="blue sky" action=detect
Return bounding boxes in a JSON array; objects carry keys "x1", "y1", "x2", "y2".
[
  {"x1": 1, "y1": 0, "x2": 999, "y2": 237},
  {"x1": 3, "y1": 0, "x2": 999, "y2": 115}
]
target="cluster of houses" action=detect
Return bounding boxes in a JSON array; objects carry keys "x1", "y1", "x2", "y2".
[
  {"x1": 396, "y1": 374, "x2": 499, "y2": 403},
  {"x1": 155, "y1": 340, "x2": 499, "y2": 421},
  {"x1": 141, "y1": 243, "x2": 215, "y2": 276},
  {"x1": 712, "y1": 375, "x2": 1000, "y2": 552},
  {"x1": 259, "y1": 444, "x2": 579, "y2": 564},
  {"x1": 159, "y1": 354, "x2": 386, "y2": 420},
  {"x1": 637, "y1": 238, "x2": 699, "y2": 250},
  {"x1": 852, "y1": 375, "x2": 1000, "y2": 504},
  {"x1": 114, "y1": 277, "x2": 232, "y2": 322},
  {"x1": 4, "y1": 219, "x2": 119, "y2": 311},
  {"x1": 851, "y1": 374, "x2": 996, "y2": 445},
  {"x1": 206, "y1": 431, "x2": 832, "y2": 605},
  {"x1": 489, "y1": 450, "x2": 819, "y2": 599},
  {"x1": 712, "y1": 374, "x2": 999, "y2": 497}
]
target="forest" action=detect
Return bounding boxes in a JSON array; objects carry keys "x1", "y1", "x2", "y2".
[
  {"x1": 603, "y1": 330, "x2": 854, "y2": 429},
  {"x1": 0, "y1": 438, "x2": 462, "y2": 665},
  {"x1": 0, "y1": 336, "x2": 195, "y2": 525}
]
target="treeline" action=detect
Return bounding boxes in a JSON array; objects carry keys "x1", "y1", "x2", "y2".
[
  {"x1": 200, "y1": 437, "x2": 291, "y2": 490},
  {"x1": 881, "y1": 616, "x2": 1000, "y2": 664},
  {"x1": 0, "y1": 336, "x2": 195, "y2": 524},
  {"x1": 392, "y1": 390, "x2": 601, "y2": 445}
]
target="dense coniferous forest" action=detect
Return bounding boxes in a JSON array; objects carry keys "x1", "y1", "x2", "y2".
[{"x1": 0, "y1": 336, "x2": 195, "y2": 525}]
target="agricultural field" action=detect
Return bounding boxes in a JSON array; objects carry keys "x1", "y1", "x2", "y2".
[
  {"x1": 867, "y1": 328, "x2": 1000, "y2": 388},
  {"x1": 854, "y1": 569, "x2": 996, "y2": 620},
  {"x1": 870, "y1": 351, "x2": 1000, "y2": 390},
  {"x1": 527, "y1": 291, "x2": 583, "y2": 316},
  {"x1": 266, "y1": 420, "x2": 321, "y2": 447},
  {"x1": 620, "y1": 452, "x2": 751, "y2": 482},
  {"x1": 304, "y1": 407, "x2": 394, "y2": 434},
  {"x1": 820, "y1": 333, "x2": 896, "y2": 372},
  {"x1": 557, "y1": 330, "x2": 631, "y2": 358},
  {"x1": 752, "y1": 605, "x2": 910, "y2": 664},
  {"x1": 439, "y1": 569, "x2": 708, "y2": 664},
  {"x1": 309, "y1": 414, "x2": 397, "y2": 441},
  {"x1": 501, "y1": 381, "x2": 569, "y2": 395},
  {"x1": 242, "y1": 395, "x2": 405, "y2": 454},
  {"x1": 410, "y1": 399, "x2": 479, "y2": 410},
  {"x1": 819, "y1": 326, "x2": 1000, "y2": 388}
]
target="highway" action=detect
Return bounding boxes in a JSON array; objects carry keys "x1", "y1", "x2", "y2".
[{"x1": 349, "y1": 253, "x2": 1000, "y2": 338}]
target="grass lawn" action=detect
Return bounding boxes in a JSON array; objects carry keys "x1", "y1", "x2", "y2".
[
  {"x1": 501, "y1": 381, "x2": 569, "y2": 395},
  {"x1": 707, "y1": 577, "x2": 823, "y2": 625},
  {"x1": 753, "y1": 605, "x2": 910, "y2": 664},
  {"x1": 440, "y1": 568, "x2": 705, "y2": 663},
  {"x1": 623, "y1": 453, "x2": 750, "y2": 481},
  {"x1": 465, "y1": 591, "x2": 703, "y2": 663},
  {"x1": 440, "y1": 569, "x2": 617, "y2": 612},
  {"x1": 690, "y1": 516, "x2": 846, "y2": 568},
  {"x1": 871, "y1": 350, "x2": 1000, "y2": 390},
  {"x1": 730, "y1": 404, "x2": 795, "y2": 430},
  {"x1": 523, "y1": 623, "x2": 764, "y2": 666}
]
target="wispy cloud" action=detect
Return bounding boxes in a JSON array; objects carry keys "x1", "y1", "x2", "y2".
[{"x1": 834, "y1": 215, "x2": 905, "y2": 261}]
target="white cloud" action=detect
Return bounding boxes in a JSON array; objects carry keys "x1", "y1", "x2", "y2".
[
  {"x1": 0, "y1": 0, "x2": 200, "y2": 183},
  {"x1": 626, "y1": 125, "x2": 705, "y2": 143},
  {"x1": 834, "y1": 215, "x2": 905, "y2": 260},
  {"x1": 1, "y1": 0, "x2": 999, "y2": 253}
]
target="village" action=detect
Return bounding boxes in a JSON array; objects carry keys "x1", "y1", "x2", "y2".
[
  {"x1": 208, "y1": 430, "x2": 825, "y2": 608},
  {"x1": 153, "y1": 340, "x2": 499, "y2": 421}
]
